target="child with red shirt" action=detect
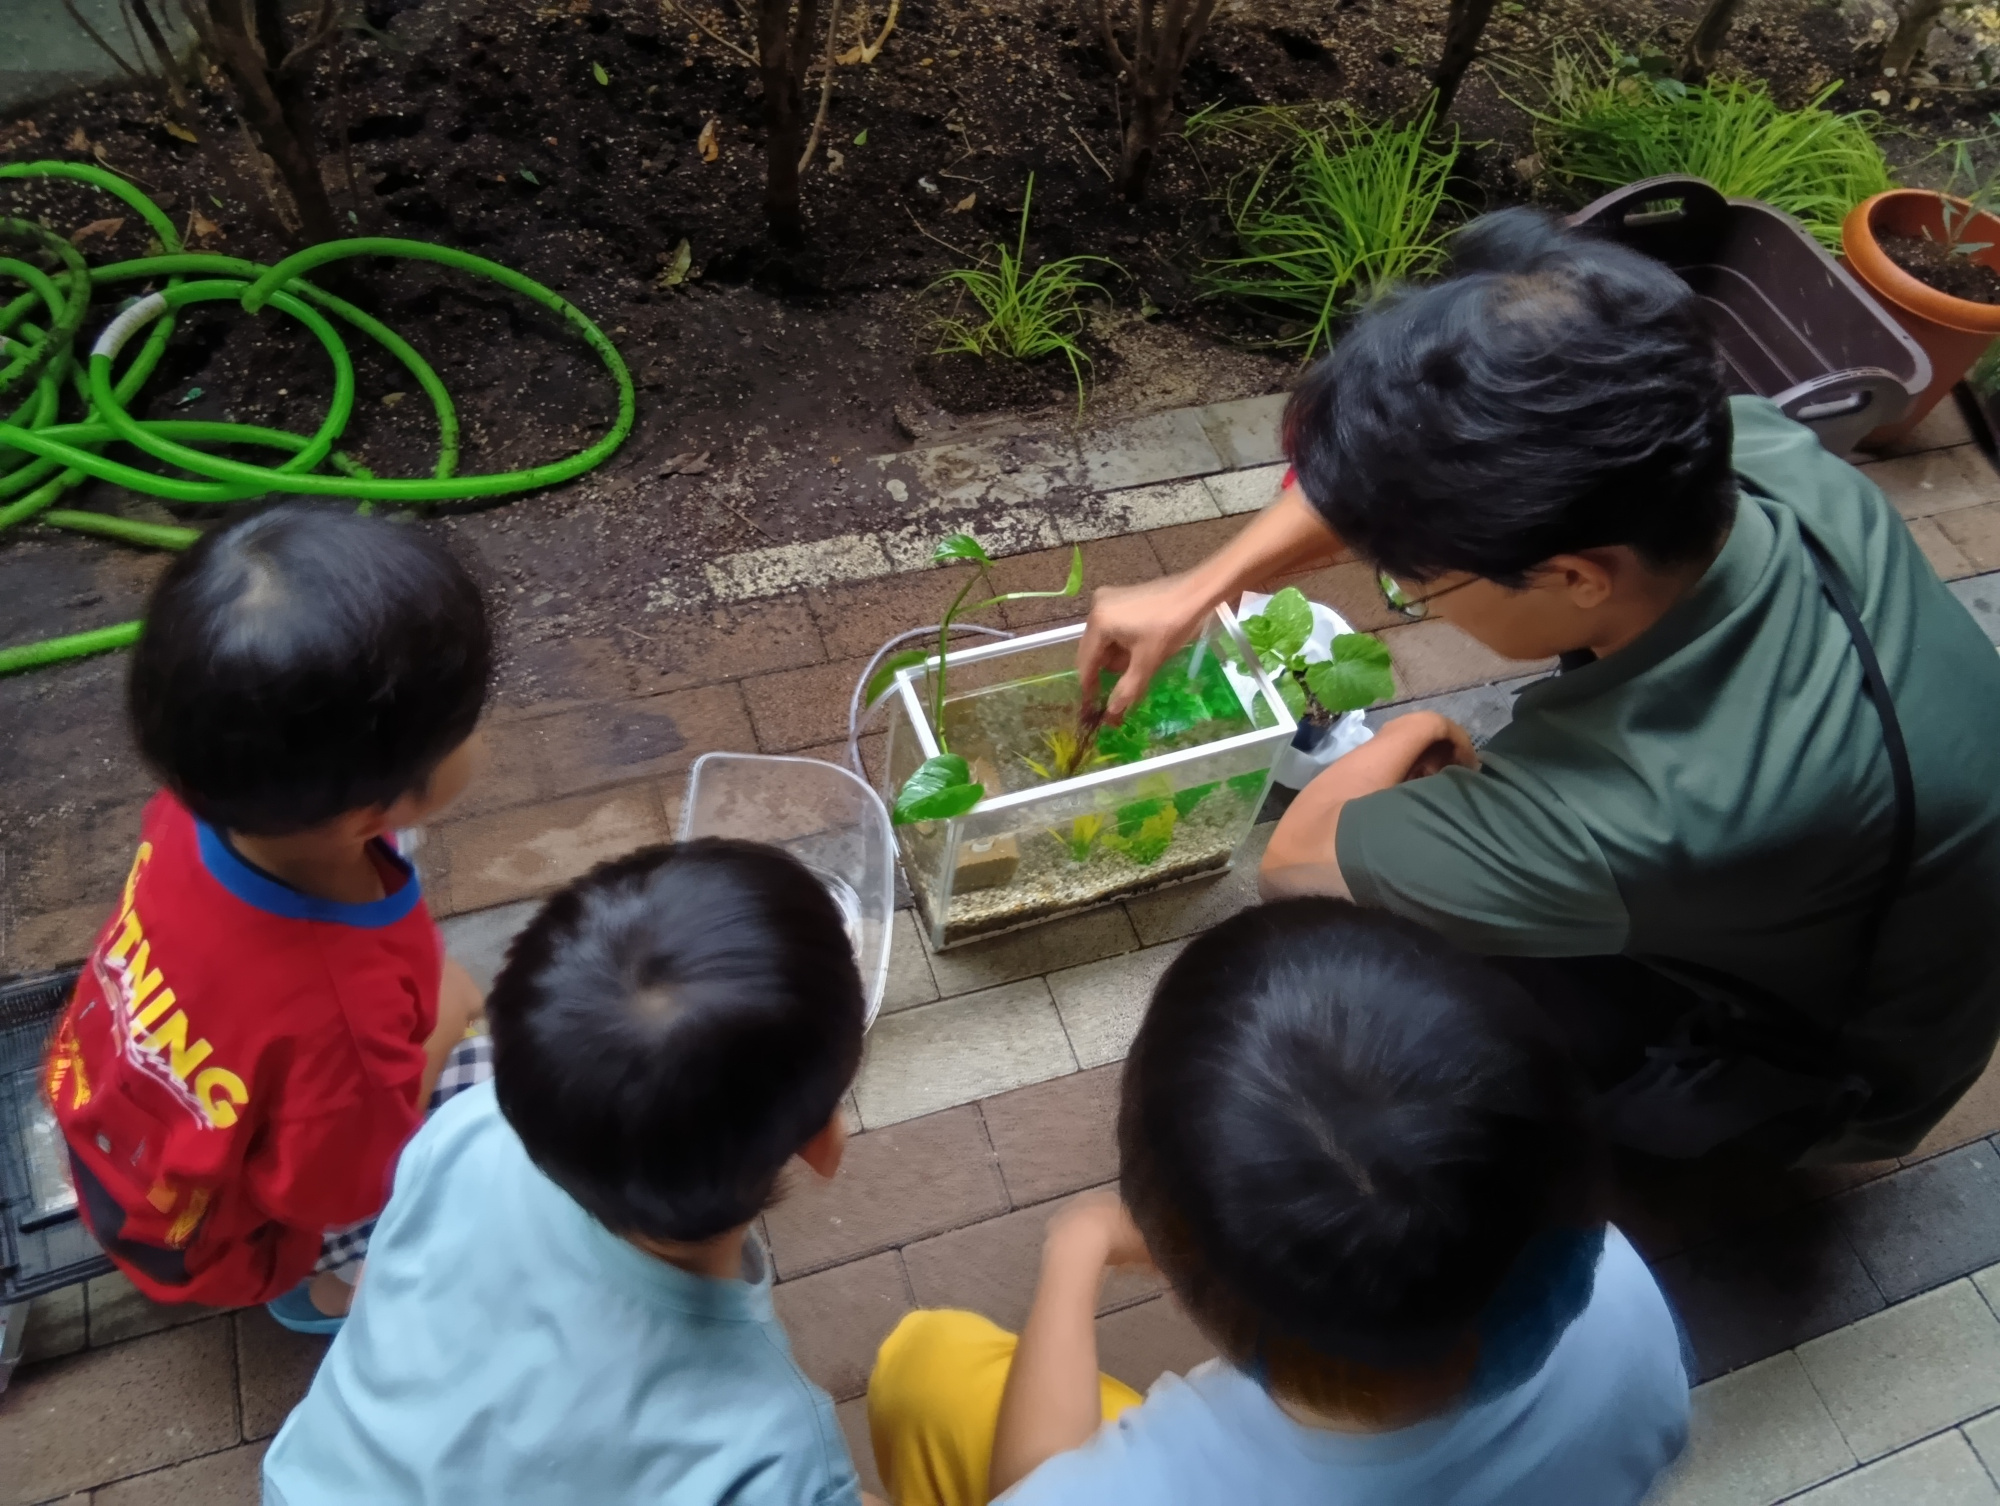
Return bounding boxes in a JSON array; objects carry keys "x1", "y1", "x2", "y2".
[{"x1": 46, "y1": 503, "x2": 492, "y2": 1333}]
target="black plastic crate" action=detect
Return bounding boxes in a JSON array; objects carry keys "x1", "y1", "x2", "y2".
[{"x1": 1, "y1": 968, "x2": 112, "y2": 1302}]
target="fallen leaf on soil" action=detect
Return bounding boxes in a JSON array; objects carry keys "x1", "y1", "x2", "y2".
[
  {"x1": 658, "y1": 450, "x2": 713, "y2": 476},
  {"x1": 519, "y1": 168, "x2": 541, "y2": 185},
  {"x1": 188, "y1": 210, "x2": 222, "y2": 243},
  {"x1": 162, "y1": 120, "x2": 197, "y2": 143},
  {"x1": 382, "y1": 392, "x2": 407, "y2": 406},
  {"x1": 0, "y1": 121, "x2": 39, "y2": 156},
  {"x1": 68, "y1": 126, "x2": 91, "y2": 150},
  {"x1": 951, "y1": 192, "x2": 976, "y2": 212},
  {"x1": 826, "y1": 147, "x2": 846, "y2": 173},
  {"x1": 853, "y1": 128, "x2": 869, "y2": 145},
  {"x1": 837, "y1": 44, "x2": 866, "y2": 63},
  {"x1": 1872, "y1": 89, "x2": 1892, "y2": 104},
  {"x1": 697, "y1": 118, "x2": 720, "y2": 161},
  {"x1": 656, "y1": 238, "x2": 693, "y2": 287},
  {"x1": 70, "y1": 218, "x2": 124, "y2": 246},
  {"x1": 593, "y1": 62, "x2": 610, "y2": 84},
  {"x1": 175, "y1": 387, "x2": 203, "y2": 406}
]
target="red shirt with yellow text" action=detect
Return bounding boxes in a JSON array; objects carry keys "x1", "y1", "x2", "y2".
[{"x1": 46, "y1": 792, "x2": 439, "y2": 1307}]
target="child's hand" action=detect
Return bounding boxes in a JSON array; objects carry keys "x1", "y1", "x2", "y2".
[{"x1": 1045, "y1": 1189, "x2": 1153, "y2": 1272}]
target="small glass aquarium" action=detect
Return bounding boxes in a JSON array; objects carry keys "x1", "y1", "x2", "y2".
[{"x1": 883, "y1": 606, "x2": 1295, "y2": 949}]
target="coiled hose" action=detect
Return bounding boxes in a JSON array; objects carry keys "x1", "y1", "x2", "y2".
[{"x1": 0, "y1": 160, "x2": 634, "y2": 674}]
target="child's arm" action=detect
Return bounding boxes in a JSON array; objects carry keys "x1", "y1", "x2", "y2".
[
  {"x1": 418, "y1": 955, "x2": 483, "y2": 1104},
  {"x1": 988, "y1": 1192, "x2": 1153, "y2": 1498}
]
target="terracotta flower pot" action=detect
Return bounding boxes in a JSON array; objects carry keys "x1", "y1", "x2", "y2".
[{"x1": 1843, "y1": 190, "x2": 2000, "y2": 443}]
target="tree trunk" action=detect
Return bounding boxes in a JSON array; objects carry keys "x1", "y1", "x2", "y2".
[
  {"x1": 1432, "y1": 0, "x2": 1498, "y2": 120},
  {"x1": 1883, "y1": 0, "x2": 1947, "y2": 75},
  {"x1": 201, "y1": 0, "x2": 341, "y2": 244},
  {"x1": 757, "y1": 0, "x2": 820, "y2": 243},
  {"x1": 1115, "y1": 89, "x2": 1173, "y2": 201},
  {"x1": 1679, "y1": 0, "x2": 1747, "y2": 82}
]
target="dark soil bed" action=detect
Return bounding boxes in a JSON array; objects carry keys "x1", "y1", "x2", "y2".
[{"x1": 1880, "y1": 229, "x2": 2000, "y2": 305}]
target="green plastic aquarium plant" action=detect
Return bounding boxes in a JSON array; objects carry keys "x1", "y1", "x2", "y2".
[
  {"x1": 868, "y1": 533, "x2": 1084, "y2": 826},
  {"x1": 1241, "y1": 586, "x2": 1396, "y2": 725}
]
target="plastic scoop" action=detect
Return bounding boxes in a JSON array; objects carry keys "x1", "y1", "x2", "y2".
[{"x1": 677, "y1": 753, "x2": 896, "y2": 1028}]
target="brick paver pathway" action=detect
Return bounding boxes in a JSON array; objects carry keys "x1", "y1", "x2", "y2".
[{"x1": 8, "y1": 396, "x2": 2000, "y2": 1502}]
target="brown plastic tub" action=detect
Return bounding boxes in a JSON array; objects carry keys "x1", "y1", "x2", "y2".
[
  {"x1": 1568, "y1": 176, "x2": 1931, "y2": 454},
  {"x1": 1842, "y1": 189, "x2": 2000, "y2": 443}
]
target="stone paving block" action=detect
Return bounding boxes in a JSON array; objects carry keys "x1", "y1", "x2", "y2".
[
  {"x1": 1950, "y1": 571, "x2": 2000, "y2": 646},
  {"x1": 1271, "y1": 560, "x2": 1405, "y2": 633},
  {"x1": 992, "y1": 534, "x2": 1160, "y2": 629},
  {"x1": 855, "y1": 980, "x2": 1078, "y2": 1128},
  {"x1": 704, "y1": 533, "x2": 896, "y2": 604},
  {"x1": 1797, "y1": 1280, "x2": 2000, "y2": 1462},
  {"x1": 925, "y1": 906, "x2": 1140, "y2": 999},
  {"x1": 1649, "y1": 1352, "x2": 1855, "y2": 1506},
  {"x1": 437, "y1": 898, "x2": 540, "y2": 996},
  {"x1": 1964, "y1": 1408, "x2": 2000, "y2": 1485},
  {"x1": 881, "y1": 909, "x2": 939, "y2": 1014},
  {"x1": 1907, "y1": 1055, "x2": 2000, "y2": 1163},
  {"x1": 1197, "y1": 394, "x2": 1289, "y2": 469},
  {"x1": 1143, "y1": 515, "x2": 1248, "y2": 575},
  {"x1": 837, "y1": 1395, "x2": 886, "y2": 1497},
  {"x1": 431, "y1": 783, "x2": 675, "y2": 913},
  {"x1": 1790, "y1": 1430, "x2": 2000, "y2": 1505},
  {"x1": 235, "y1": 1309, "x2": 328, "y2": 1442},
  {"x1": 489, "y1": 632, "x2": 648, "y2": 717},
  {"x1": 2, "y1": 901, "x2": 104, "y2": 974},
  {"x1": 1095, "y1": 1296, "x2": 1217, "y2": 1393},
  {"x1": 449, "y1": 714, "x2": 548, "y2": 818},
  {"x1": 1910, "y1": 516, "x2": 1980, "y2": 581},
  {"x1": 527, "y1": 684, "x2": 756, "y2": 801},
  {"x1": 1204, "y1": 461, "x2": 1290, "y2": 516},
  {"x1": 742, "y1": 657, "x2": 878, "y2": 754},
  {"x1": 1861, "y1": 446, "x2": 2000, "y2": 521},
  {"x1": 1838, "y1": 1142, "x2": 2000, "y2": 1302},
  {"x1": 647, "y1": 596, "x2": 828, "y2": 692},
  {"x1": 1124, "y1": 823, "x2": 1272, "y2": 945},
  {"x1": 1377, "y1": 619, "x2": 1550, "y2": 700},
  {"x1": 1873, "y1": 398, "x2": 1975, "y2": 455},
  {"x1": 1938, "y1": 502, "x2": 2000, "y2": 574},
  {"x1": 805, "y1": 564, "x2": 982, "y2": 661},
  {"x1": 764, "y1": 1105, "x2": 1007, "y2": 1277},
  {"x1": 1653, "y1": 1207, "x2": 1883, "y2": 1382},
  {"x1": 771, "y1": 1250, "x2": 913, "y2": 1403},
  {"x1": 85, "y1": 1272, "x2": 224, "y2": 1349},
  {"x1": 0, "y1": 1318, "x2": 239, "y2": 1505},
  {"x1": 18, "y1": 1285, "x2": 85, "y2": 1365},
  {"x1": 7, "y1": 797, "x2": 147, "y2": 921},
  {"x1": 1047, "y1": 941, "x2": 1188, "y2": 1070},
  {"x1": 981, "y1": 1063, "x2": 1122, "y2": 1207},
  {"x1": 1069, "y1": 479, "x2": 1221, "y2": 545},
  {"x1": 93, "y1": 1440, "x2": 270, "y2": 1506},
  {"x1": 1081, "y1": 409, "x2": 1225, "y2": 491},
  {"x1": 902, "y1": 1194, "x2": 1163, "y2": 1331}
]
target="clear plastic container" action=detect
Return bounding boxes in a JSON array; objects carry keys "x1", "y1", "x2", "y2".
[
  {"x1": 677, "y1": 753, "x2": 896, "y2": 1027},
  {"x1": 883, "y1": 606, "x2": 1295, "y2": 949}
]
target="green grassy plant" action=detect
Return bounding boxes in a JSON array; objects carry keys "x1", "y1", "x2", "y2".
[
  {"x1": 1522, "y1": 42, "x2": 1892, "y2": 250},
  {"x1": 1190, "y1": 102, "x2": 1459, "y2": 356},
  {"x1": 930, "y1": 174, "x2": 1122, "y2": 411}
]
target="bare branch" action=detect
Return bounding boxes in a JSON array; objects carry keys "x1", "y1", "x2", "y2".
[
  {"x1": 1095, "y1": 0, "x2": 1131, "y2": 75},
  {"x1": 61, "y1": 0, "x2": 150, "y2": 85},
  {"x1": 1070, "y1": 124, "x2": 1113, "y2": 180},
  {"x1": 799, "y1": 0, "x2": 847, "y2": 172},
  {"x1": 852, "y1": 0, "x2": 898, "y2": 62},
  {"x1": 661, "y1": 0, "x2": 759, "y2": 65}
]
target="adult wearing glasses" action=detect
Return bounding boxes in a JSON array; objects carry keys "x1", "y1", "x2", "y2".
[{"x1": 1078, "y1": 208, "x2": 2000, "y2": 1165}]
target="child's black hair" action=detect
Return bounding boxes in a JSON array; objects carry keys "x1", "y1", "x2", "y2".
[
  {"x1": 1121, "y1": 898, "x2": 1601, "y2": 1411},
  {"x1": 129, "y1": 502, "x2": 491, "y2": 835},
  {"x1": 487, "y1": 839, "x2": 865, "y2": 1244},
  {"x1": 1284, "y1": 206, "x2": 1734, "y2": 587}
]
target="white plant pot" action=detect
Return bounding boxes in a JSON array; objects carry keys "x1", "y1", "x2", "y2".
[{"x1": 1237, "y1": 590, "x2": 1376, "y2": 791}]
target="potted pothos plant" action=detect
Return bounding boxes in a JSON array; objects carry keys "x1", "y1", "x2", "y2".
[{"x1": 1239, "y1": 586, "x2": 1395, "y2": 785}]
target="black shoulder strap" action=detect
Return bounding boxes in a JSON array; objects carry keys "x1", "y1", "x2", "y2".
[{"x1": 1739, "y1": 473, "x2": 1917, "y2": 1000}]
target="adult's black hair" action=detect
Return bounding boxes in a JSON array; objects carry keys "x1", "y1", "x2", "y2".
[
  {"x1": 1120, "y1": 898, "x2": 1601, "y2": 1374},
  {"x1": 129, "y1": 502, "x2": 490, "y2": 834},
  {"x1": 487, "y1": 839, "x2": 865, "y2": 1244},
  {"x1": 1283, "y1": 206, "x2": 1734, "y2": 585}
]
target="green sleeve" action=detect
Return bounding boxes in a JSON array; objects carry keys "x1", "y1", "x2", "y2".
[{"x1": 1335, "y1": 756, "x2": 1631, "y2": 957}]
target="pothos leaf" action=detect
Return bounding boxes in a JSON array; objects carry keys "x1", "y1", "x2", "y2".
[
  {"x1": 934, "y1": 533, "x2": 993, "y2": 568},
  {"x1": 974, "y1": 544, "x2": 1084, "y2": 612},
  {"x1": 893, "y1": 754, "x2": 985, "y2": 825},
  {"x1": 865, "y1": 648, "x2": 931, "y2": 708},
  {"x1": 1303, "y1": 632, "x2": 1395, "y2": 713},
  {"x1": 1243, "y1": 586, "x2": 1312, "y2": 660},
  {"x1": 1275, "y1": 674, "x2": 1308, "y2": 720}
]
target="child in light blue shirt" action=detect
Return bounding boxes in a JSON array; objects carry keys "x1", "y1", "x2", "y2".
[
  {"x1": 264, "y1": 841, "x2": 878, "y2": 1506},
  {"x1": 866, "y1": 899, "x2": 1688, "y2": 1505}
]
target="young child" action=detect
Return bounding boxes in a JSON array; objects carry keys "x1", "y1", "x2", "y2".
[
  {"x1": 867, "y1": 898, "x2": 1690, "y2": 1504},
  {"x1": 46, "y1": 503, "x2": 491, "y2": 1331},
  {"x1": 261, "y1": 839, "x2": 880, "y2": 1506}
]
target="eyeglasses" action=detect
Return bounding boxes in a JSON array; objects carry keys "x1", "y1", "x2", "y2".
[{"x1": 1377, "y1": 572, "x2": 1479, "y2": 622}]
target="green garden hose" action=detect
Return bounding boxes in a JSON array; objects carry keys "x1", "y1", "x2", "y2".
[{"x1": 0, "y1": 160, "x2": 635, "y2": 675}]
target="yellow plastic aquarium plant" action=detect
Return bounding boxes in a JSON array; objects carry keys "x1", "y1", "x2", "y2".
[{"x1": 866, "y1": 533, "x2": 1084, "y2": 826}]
